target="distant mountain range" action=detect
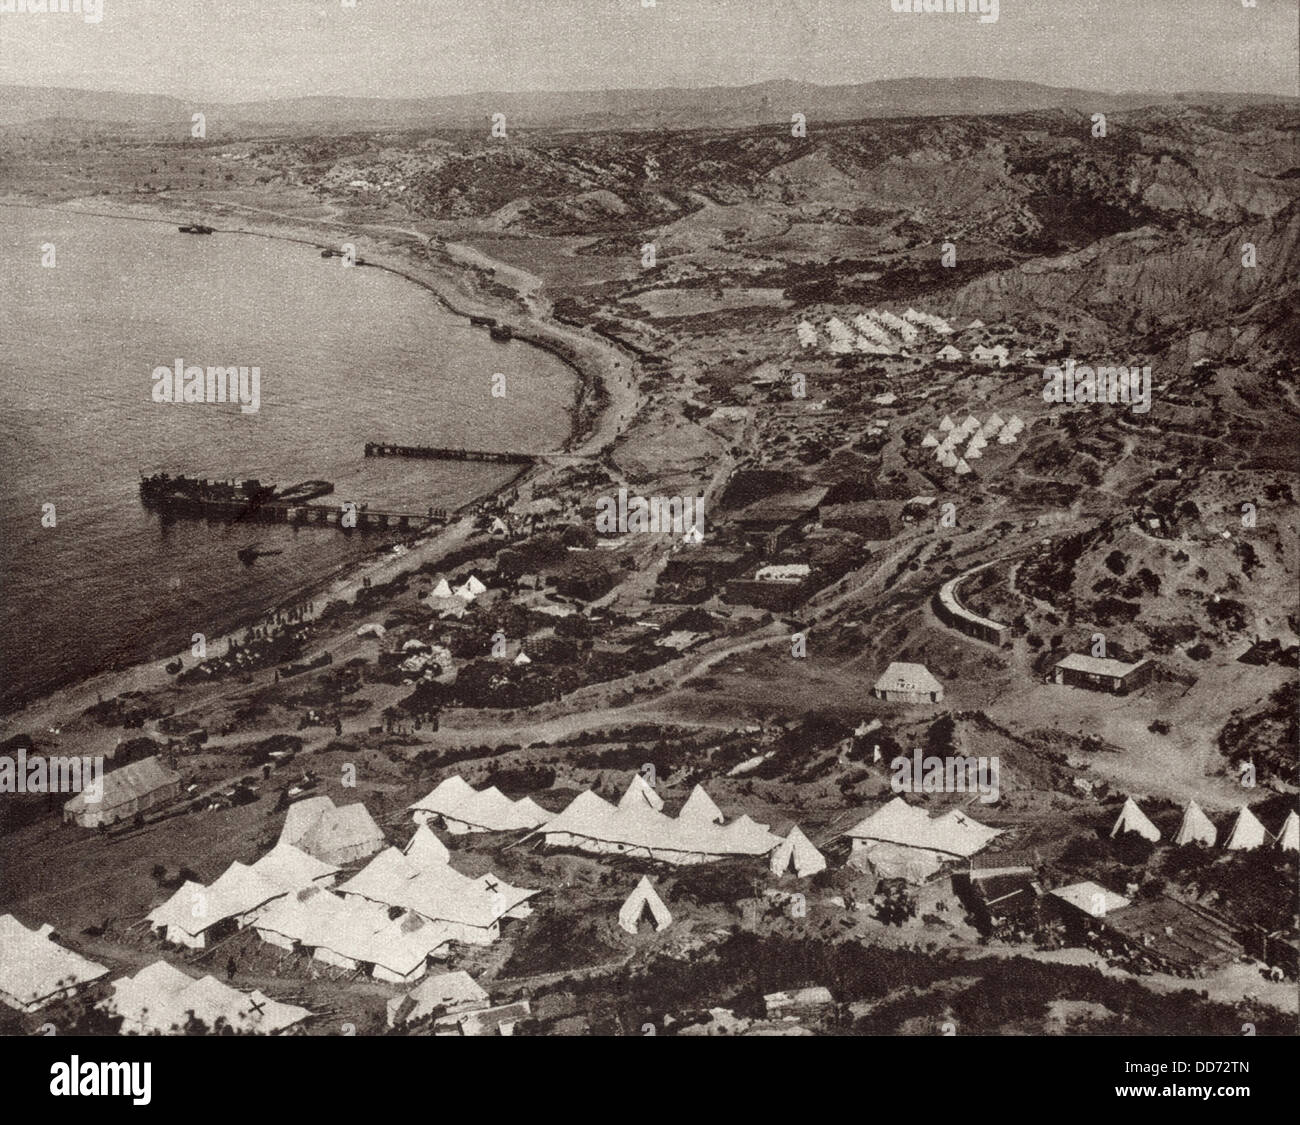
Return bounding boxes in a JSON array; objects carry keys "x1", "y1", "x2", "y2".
[{"x1": 1, "y1": 78, "x2": 1294, "y2": 135}]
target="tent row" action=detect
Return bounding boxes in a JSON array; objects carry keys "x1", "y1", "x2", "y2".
[
  {"x1": 408, "y1": 774, "x2": 549, "y2": 834},
  {"x1": 921, "y1": 413, "x2": 1028, "y2": 470},
  {"x1": 531, "y1": 778, "x2": 785, "y2": 865},
  {"x1": 798, "y1": 307, "x2": 956, "y2": 356},
  {"x1": 1112, "y1": 797, "x2": 1298, "y2": 852},
  {"x1": 336, "y1": 844, "x2": 539, "y2": 945},
  {"x1": 846, "y1": 796, "x2": 1001, "y2": 883},
  {"x1": 146, "y1": 843, "x2": 338, "y2": 950},
  {"x1": 253, "y1": 880, "x2": 460, "y2": 984},
  {"x1": 101, "y1": 960, "x2": 310, "y2": 1035}
]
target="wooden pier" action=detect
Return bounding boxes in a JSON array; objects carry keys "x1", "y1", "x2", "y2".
[
  {"x1": 364, "y1": 442, "x2": 536, "y2": 466},
  {"x1": 143, "y1": 494, "x2": 446, "y2": 532}
]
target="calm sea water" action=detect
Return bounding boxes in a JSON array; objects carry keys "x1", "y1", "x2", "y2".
[{"x1": 0, "y1": 208, "x2": 576, "y2": 711}]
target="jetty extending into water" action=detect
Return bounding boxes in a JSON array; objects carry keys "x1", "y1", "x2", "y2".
[
  {"x1": 363, "y1": 442, "x2": 536, "y2": 465},
  {"x1": 138, "y1": 473, "x2": 444, "y2": 532}
]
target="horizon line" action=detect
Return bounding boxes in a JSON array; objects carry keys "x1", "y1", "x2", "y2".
[{"x1": 2, "y1": 75, "x2": 1296, "y2": 105}]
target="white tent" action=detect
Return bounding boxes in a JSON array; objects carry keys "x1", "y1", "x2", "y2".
[
  {"x1": 386, "y1": 969, "x2": 489, "y2": 1028},
  {"x1": 954, "y1": 458, "x2": 972, "y2": 475},
  {"x1": 282, "y1": 798, "x2": 386, "y2": 866},
  {"x1": 939, "y1": 415, "x2": 955, "y2": 432},
  {"x1": 1110, "y1": 797, "x2": 1160, "y2": 843},
  {"x1": 769, "y1": 825, "x2": 827, "y2": 878},
  {"x1": 404, "y1": 822, "x2": 451, "y2": 868},
  {"x1": 408, "y1": 775, "x2": 548, "y2": 834},
  {"x1": 1173, "y1": 800, "x2": 1217, "y2": 847},
  {"x1": 337, "y1": 849, "x2": 539, "y2": 945},
  {"x1": 846, "y1": 798, "x2": 999, "y2": 883},
  {"x1": 103, "y1": 960, "x2": 310, "y2": 1036},
  {"x1": 0, "y1": 915, "x2": 109, "y2": 1013},
  {"x1": 250, "y1": 842, "x2": 339, "y2": 893},
  {"x1": 618, "y1": 877, "x2": 672, "y2": 934},
  {"x1": 964, "y1": 443, "x2": 983, "y2": 461},
  {"x1": 1276, "y1": 810, "x2": 1298, "y2": 852},
  {"x1": 618, "y1": 773, "x2": 665, "y2": 813},
  {"x1": 1225, "y1": 805, "x2": 1267, "y2": 851},
  {"x1": 825, "y1": 317, "x2": 856, "y2": 354},
  {"x1": 921, "y1": 432, "x2": 939, "y2": 448},
  {"x1": 536, "y1": 786, "x2": 780, "y2": 865},
  {"x1": 678, "y1": 785, "x2": 724, "y2": 825},
  {"x1": 452, "y1": 578, "x2": 483, "y2": 602},
  {"x1": 513, "y1": 651, "x2": 532, "y2": 666},
  {"x1": 431, "y1": 579, "x2": 453, "y2": 599}
]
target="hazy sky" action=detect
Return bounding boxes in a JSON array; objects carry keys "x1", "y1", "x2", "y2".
[{"x1": 1, "y1": 0, "x2": 1296, "y2": 101}]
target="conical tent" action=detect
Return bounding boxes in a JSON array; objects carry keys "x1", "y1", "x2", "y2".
[
  {"x1": 1276, "y1": 810, "x2": 1299, "y2": 852},
  {"x1": 678, "y1": 785, "x2": 724, "y2": 825},
  {"x1": 1173, "y1": 800, "x2": 1216, "y2": 847},
  {"x1": 955, "y1": 458, "x2": 972, "y2": 475},
  {"x1": 617, "y1": 773, "x2": 664, "y2": 813},
  {"x1": 1225, "y1": 805, "x2": 1267, "y2": 851},
  {"x1": 1111, "y1": 797, "x2": 1160, "y2": 842},
  {"x1": 939, "y1": 415, "x2": 955, "y2": 432},
  {"x1": 431, "y1": 579, "x2": 453, "y2": 599},
  {"x1": 921, "y1": 432, "x2": 939, "y2": 448},
  {"x1": 618, "y1": 877, "x2": 672, "y2": 934},
  {"x1": 769, "y1": 825, "x2": 827, "y2": 878}
]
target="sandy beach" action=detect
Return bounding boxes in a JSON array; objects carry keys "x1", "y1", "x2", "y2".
[{"x1": 0, "y1": 194, "x2": 640, "y2": 741}]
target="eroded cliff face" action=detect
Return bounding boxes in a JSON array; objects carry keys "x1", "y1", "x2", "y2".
[{"x1": 952, "y1": 201, "x2": 1297, "y2": 348}]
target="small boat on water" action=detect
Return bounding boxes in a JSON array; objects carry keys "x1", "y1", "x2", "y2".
[
  {"x1": 276, "y1": 480, "x2": 334, "y2": 503},
  {"x1": 178, "y1": 224, "x2": 215, "y2": 235}
]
